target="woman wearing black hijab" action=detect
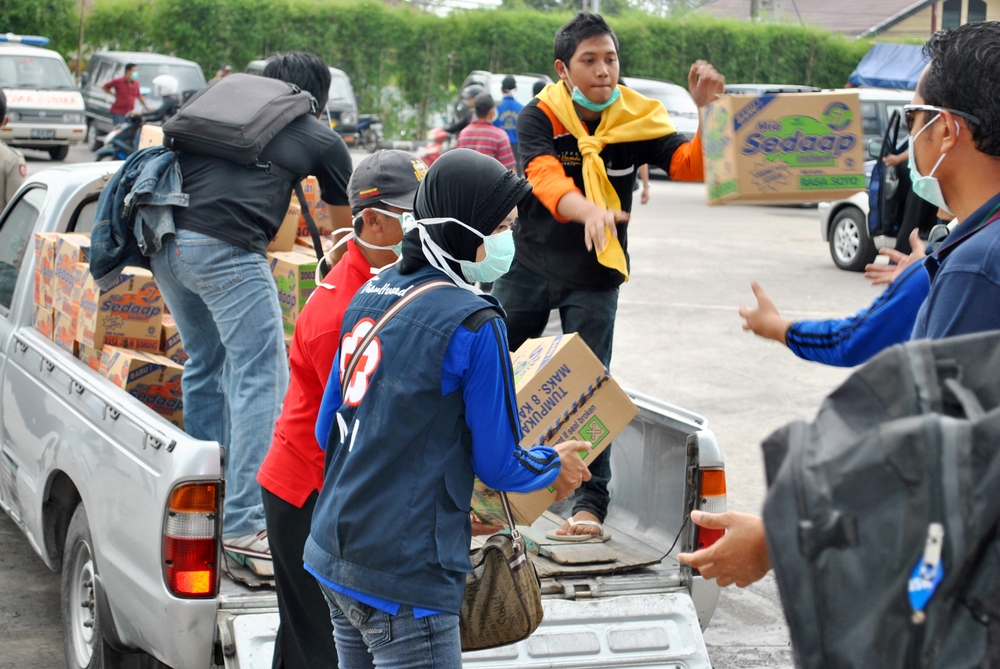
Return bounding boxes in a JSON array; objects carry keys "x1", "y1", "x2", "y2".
[{"x1": 305, "y1": 150, "x2": 592, "y2": 669}]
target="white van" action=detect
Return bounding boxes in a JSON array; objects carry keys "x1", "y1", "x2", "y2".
[{"x1": 0, "y1": 42, "x2": 86, "y2": 161}]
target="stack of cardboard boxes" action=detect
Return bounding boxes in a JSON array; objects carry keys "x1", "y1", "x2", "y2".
[{"x1": 32, "y1": 231, "x2": 188, "y2": 428}]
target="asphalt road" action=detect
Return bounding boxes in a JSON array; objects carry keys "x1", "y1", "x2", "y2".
[{"x1": 2, "y1": 143, "x2": 884, "y2": 668}]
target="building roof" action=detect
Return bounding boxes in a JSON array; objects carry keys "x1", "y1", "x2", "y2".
[{"x1": 699, "y1": 0, "x2": 934, "y2": 37}]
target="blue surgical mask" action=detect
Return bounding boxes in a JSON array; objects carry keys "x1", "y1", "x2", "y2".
[
  {"x1": 417, "y1": 218, "x2": 515, "y2": 292},
  {"x1": 566, "y1": 73, "x2": 620, "y2": 113},
  {"x1": 908, "y1": 114, "x2": 955, "y2": 215}
]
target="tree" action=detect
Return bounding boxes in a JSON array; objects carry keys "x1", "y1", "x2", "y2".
[{"x1": 0, "y1": 0, "x2": 79, "y2": 54}]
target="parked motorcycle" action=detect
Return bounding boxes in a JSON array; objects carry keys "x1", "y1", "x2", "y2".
[
  {"x1": 357, "y1": 114, "x2": 383, "y2": 153},
  {"x1": 416, "y1": 127, "x2": 452, "y2": 167},
  {"x1": 95, "y1": 113, "x2": 145, "y2": 161}
]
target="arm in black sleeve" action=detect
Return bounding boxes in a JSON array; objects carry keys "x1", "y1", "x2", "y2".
[
  {"x1": 639, "y1": 132, "x2": 689, "y2": 174},
  {"x1": 316, "y1": 133, "x2": 352, "y2": 207}
]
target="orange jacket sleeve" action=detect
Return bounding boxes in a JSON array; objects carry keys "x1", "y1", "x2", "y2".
[
  {"x1": 525, "y1": 154, "x2": 580, "y2": 223},
  {"x1": 668, "y1": 132, "x2": 705, "y2": 182}
]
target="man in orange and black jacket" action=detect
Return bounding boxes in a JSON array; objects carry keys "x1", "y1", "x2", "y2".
[{"x1": 492, "y1": 11, "x2": 725, "y2": 540}]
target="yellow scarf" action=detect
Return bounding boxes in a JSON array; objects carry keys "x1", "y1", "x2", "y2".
[{"x1": 536, "y1": 82, "x2": 676, "y2": 280}]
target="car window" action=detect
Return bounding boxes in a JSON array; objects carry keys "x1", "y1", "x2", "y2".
[
  {"x1": 861, "y1": 102, "x2": 879, "y2": 139},
  {"x1": 94, "y1": 61, "x2": 114, "y2": 87},
  {"x1": 135, "y1": 64, "x2": 205, "y2": 95},
  {"x1": 886, "y1": 104, "x2": 908, "y2": 139},
  {"x1": 0, "y1": 187, "x2": 45, "y2": 311},
  {"x1": 328, "y1": 73, "x2": 353, "y2": 104},
  {"x1": 0, "y1": 55, "x2": 76, "y2": 90},
  {"x1": 633, "y1": 86, "x2": 698, "y2": 116},
  {"x1": 69, "y1": 198, "x2": 99, "y2": 235}
]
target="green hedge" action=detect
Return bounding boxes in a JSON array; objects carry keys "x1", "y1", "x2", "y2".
[{"x1": 75, "y1": 0, "x2": 873, "y2": 134}]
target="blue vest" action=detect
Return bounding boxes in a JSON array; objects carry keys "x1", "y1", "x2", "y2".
[{"x1": 304, "y1": 264, "x2": 500, "y2": 615}]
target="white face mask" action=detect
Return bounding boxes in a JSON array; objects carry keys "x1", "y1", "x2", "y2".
[
  {"x1": 416, "y1": 218, "x2": 513, "y2": 294},
  {"x1": 908, "y1": 114, "x2": 957, "y2": 215},
  {"x1": 331, "y1": 208, "x2": 416, "y2": 274}
]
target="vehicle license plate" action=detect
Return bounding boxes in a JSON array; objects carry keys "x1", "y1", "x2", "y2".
[{"x1": 31, "y1": 130, "x2": 57, "y2": 140}]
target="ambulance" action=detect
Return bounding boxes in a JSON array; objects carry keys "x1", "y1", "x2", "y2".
[{"x1": 0, "y1": 35, "x2": 85, "y2": 161}]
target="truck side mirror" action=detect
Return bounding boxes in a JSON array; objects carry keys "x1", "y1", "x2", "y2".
[
  {"x1": 867, "y1": 138, "x2": 884, "y2": 160},
  {"x1": 80, "y1": 71, "x2": 90, "y2": 87}
]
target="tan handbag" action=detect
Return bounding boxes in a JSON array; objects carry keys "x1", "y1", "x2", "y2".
[{"x1": 460, "y1": 491, "x2": 544, "y2": 651}]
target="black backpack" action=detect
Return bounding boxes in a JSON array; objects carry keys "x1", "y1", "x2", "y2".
[
  {"x1": 762, "y1": 330, "x2": 1000, "y2": 669},
  {"x1": 162, "y1": 73, "x2": 328, "y2": 271}
]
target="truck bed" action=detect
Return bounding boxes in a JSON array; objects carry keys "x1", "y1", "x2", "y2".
[{"x1": 215, "y1": 390, "x2": 721, "y2": 669}]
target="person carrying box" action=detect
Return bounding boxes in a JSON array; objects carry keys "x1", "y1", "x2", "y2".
[{"x1": 491, "y1": 11, "x2": 725, "y2": 539}]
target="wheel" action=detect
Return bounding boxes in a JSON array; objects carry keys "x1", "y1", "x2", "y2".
[
  {"x1": 829, "y1": 207, "x2": 875, "y2": 271},
  {"x1": 61, "y1": 504, "x2": 168, "y2": 669},
  {"x1": 49, "y1": 145, "x2": 70, "y2": 161},
  {"x1": 87, "y1": 122, "x2": 104, "y2": 152}
]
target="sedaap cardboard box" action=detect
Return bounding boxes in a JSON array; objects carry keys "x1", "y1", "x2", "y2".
[
  {"x1": 34, "y1": 232, "x2": 59, "y2": 307},
  {"x1": 54, "y1": 234, "x2": 90, "y2": 315},
  {"x1": 268, "y1": 199, "x2": 303, "y2": 253},
  {"x1": 268, "y1": 250, "x2": 318, "y2": 335},
  {"x1": 32, "y1": 304, "x2": 54, "y2": 339},
  {"x1": 54, "y1": 309, "x2": 78, "y2": 356},
  {"x1": 471, "y1": 334, "x2": 639, "y2": 526},
  {"x1": 77, "y1": 267, "x2": 163, "y2": 351},
  {"x1": 160, "y1": 314, "x2": 188, "y2": 365},
  {"x1": 99, "y1": 347, "x2": 184, "y2": 428},
  {"x1": 702, "y1": 91, "x2": 866, "y2": 205},
  {"x1": 76, "y1": 344, "x2": 102, "y2": 371}
]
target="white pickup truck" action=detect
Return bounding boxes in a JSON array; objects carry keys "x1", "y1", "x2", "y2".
[{"x1": 0, "y1": 163, "x2": 726, "y2": 669}]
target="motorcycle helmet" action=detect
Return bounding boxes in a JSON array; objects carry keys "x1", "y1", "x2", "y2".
[
  {"x1": 152, "y1": 74, "x2": 179, "y2": 97},
  {"x1": 461, "y1": 84, "x2": 485, "y2": 102}
]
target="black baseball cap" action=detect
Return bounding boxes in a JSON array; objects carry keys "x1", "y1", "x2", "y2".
[
  {"x1": 349, "y1": 150, "x2": 428, "y2": 215},
  {"x1": 501, "y1": 75, "x2": 517, "y2": 92}
]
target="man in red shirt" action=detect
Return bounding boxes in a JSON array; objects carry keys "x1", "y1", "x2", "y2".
[
  {"x1": 102, "y1": 63, "x2": 149, "y2": 126},
  {"x1": 257, "y1": 150, "x2": 426, "y2": 669},
  {"x1": 457, "y1": 92, "x2": 516, "y2": 171}
]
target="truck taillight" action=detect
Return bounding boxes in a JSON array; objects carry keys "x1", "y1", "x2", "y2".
[
  {"x1": 163, "y1": 482, "x2": 218, "y2": 598},
  {"x1": 695, "y1": 468, "x2": 727, "y2": 550}
]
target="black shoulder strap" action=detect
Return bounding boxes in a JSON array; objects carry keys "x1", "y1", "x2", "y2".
[
  {"x1": 461, "y1": 307, "x2": 503, "y2": 333},
  {"x1": 263, "y1": 161, "x2": 328, "y2": 278}
]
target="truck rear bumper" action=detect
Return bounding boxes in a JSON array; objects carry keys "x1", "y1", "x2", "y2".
[{"x1": 217, "y1": 592, "x2": 711, "y2": 669}]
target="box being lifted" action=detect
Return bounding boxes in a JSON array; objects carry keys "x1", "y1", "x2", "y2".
[
  {"x1": 471, "y1": 334, "x2": 638, "y2": 527},
  {"x1": 703, "y1": 91, "x2": 867, "y2": 205}
]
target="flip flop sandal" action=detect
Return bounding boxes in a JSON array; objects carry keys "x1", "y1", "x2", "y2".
[{"x1": 545, "y1": 519, "x2": 612, "y2": 543}]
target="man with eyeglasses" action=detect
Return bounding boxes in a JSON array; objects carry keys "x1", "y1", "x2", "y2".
[{"x1": 676, "y1": 20, "x2": 1000, "y2": 591}]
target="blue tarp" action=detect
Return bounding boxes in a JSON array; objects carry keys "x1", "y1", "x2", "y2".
[{"x1": 848, "y1": 43, "x2": 929, "y2": 90}]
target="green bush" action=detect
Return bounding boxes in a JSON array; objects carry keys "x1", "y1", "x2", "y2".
[{"x1": 77, "y1": 0, "x2": 876, "y2": 135}]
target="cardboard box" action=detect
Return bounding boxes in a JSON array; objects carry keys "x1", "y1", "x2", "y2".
[
  {"x1": 77, "y1": 267, "x2": 163, "y2": 351},
  {"x1": 54, "y1": 234, "x2": 90, "y2": 315},
  {"x1": 268, "y1": 250, "x2": 318, "y2": 334},
  {"x1": 34, "y1": 232, "x2": 59, "y2": 307},
  {"x1": 296, "y1": 176, "x2": 335, "y2": 237},
  {"x1": 77, "y1": 344, "x2": 102, "y2": 371},
  {"x1": 99, "y1": 347, "x2": 184, "y2": 428},
  {"x1": 54, "y1": 309, "x2": 78, "y2": 356},
  {"x1": 32, "y1": 304, "x2": 54, "y2": 339},
  {"x1": 137, "y1": 124, "x2": 164, "y2": 150},
  {"x1": 471, "y1": 334, "x2": 639, "y2": 526},
  {"x1": 268, "y1": 199, "x2": 302, "y2": 253},
  {"x1": 160, "y1": 314, "x2": 188, "y2": 365},
  {"x1": 702, "y1": 91, "x2": 866, "y2": 205}
]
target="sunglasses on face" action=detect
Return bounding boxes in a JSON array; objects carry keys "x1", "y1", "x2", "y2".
[{"x1": 903, "y1": 104, "x2": 982, "y2": 133}]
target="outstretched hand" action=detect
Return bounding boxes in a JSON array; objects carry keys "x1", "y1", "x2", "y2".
[
  {"x1": 688, "y1": 60, "x2": 726, "y2": 109},
  {"x1": 739, "y1": 282, "x2": 792, "y2": 345},
  {"x1": 863, "y1": 230, "x2": 926, "y2": 286},
  {"x1": 677, "y1": 511, "x2": 771, "y2": 588}
]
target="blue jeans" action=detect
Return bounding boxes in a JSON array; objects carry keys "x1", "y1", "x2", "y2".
[
  {"x1": 318, "y1": 584, "x2": 462, "y2": 669},
  {"x1": 491, "y1": 259, "x2": 617, "y2": 521},
  {"x1": 110, "y1": 113, "x2": 127, "y2": 127},
  {"x1": 151, "y1": 230, "x2": 289, "y2": 538}
]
